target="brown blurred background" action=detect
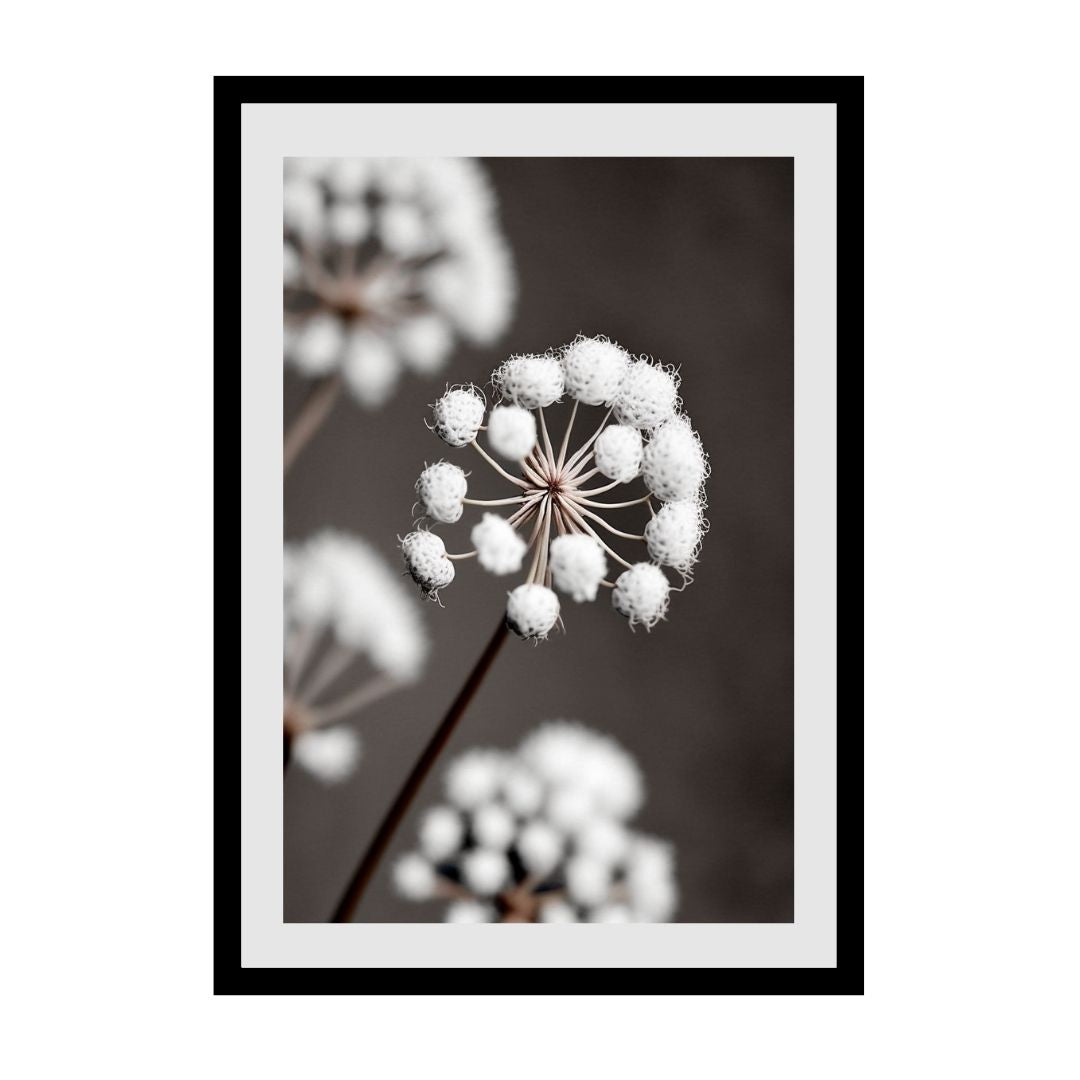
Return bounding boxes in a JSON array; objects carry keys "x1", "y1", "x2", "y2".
[{"x1": 284, "y1": 157, "x2": 793, "y2": 922}]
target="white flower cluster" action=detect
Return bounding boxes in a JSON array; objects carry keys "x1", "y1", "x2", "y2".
[
  {"x1": 392, "y1": 721, "x2": 679, "y2": 923},
  {"x1": 400, "y1": 334, "x2": 709, "y2": 636},
  {"x1": 283, "y1": 157, "x2": 515, "y2": 407},
  {"x1": 284, "y1": 530, "x2": 429, "y2": 782}
]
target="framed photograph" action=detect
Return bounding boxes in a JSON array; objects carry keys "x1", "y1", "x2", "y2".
[{"x1": 222, "y1": 81, "x2": 862, "y2": 992}]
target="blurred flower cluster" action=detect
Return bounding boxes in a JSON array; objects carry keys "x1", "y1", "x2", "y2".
[
  {"x1": 393, "y1": 721, "x2": 679, "y2": 922},
  {"x1": 284, "y1": 157, "x2": 515, "y2": 408}
]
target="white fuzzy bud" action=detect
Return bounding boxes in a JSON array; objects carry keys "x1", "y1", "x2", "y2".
[
  {"x1": 461, "y1": 848, "x2": 510, "y2": 895},
  {"x1": 290, "y1": 312, "x2": 343, "y2": 375},
  {"x1": 445, "y1": 749, "x2": 505, "y2": 810},
  {"x1": 548, "y1": 534, "x2": 608, "y2": 603},
  {"x1": 326, "y1": 158, "x2": 370, "y2": 198},
  {"x1": 493, "y1": 353, "x2": 564, "y2": 409},
  {"x1": 432, "y1": 386, "x2": 486, "y2": 447},
  {"x1": 395, "y1": 313, "x2": 454, "y2": 375},
  {"x1": 560, "y1": 335, "x2": 630, "y2": 405},
  {"x1": 593, "y1": 424, "x2": 644, "y2": 483},
  {"x1": 577, "y1": 818, "x2": 631, "y2": 866},
  {"x1": 392, "y1": 853, "x2": 437, "y2": 901},
  {"x1": 501, "y1": 765, "x2": 544, "y2": 817},
  {"x1": 416, "y1": 462, "x2": 468, "y2": 524},
  {"x1": 613, "y1": 359, "x2": 680, "y2": 430},
  {"x1": 401, "y1": 530, "x2": 455, "y2": 599},
  {"x1": 291, "y1": 727, "x2": 361, "y2": 784},
  {"x1": 644, "y1": 499, "x2": 706, "y2": 570},
  {"x1": 505, "y1": 583, "x2": 560, "y2": 641},
  {"x1": 283, "y1": 242, "x2": 302, "y2": 287},
  {"x1": 377, "y1": 201, "x2": 432, "y2": 257},
  {"x1": 517, "y1": 820, "x2": 563, "y2": 876},
  {"x1": 418, "y1": 805, "x2": 465, "y2": 863},
  {"x1": 612, "y1": 563, "x2": 671, "y2": 629},
  {"x1": 327, "y1": 200, "x2": 370, "y2": 245},
  {"x1": 539, "y1": 900, "x2": 579, "y2": 923},
  {"x1": 471, "y1": 514, "x2": 527, "y2": 575},
  {"x1": 546, "y1": 784, "x2": 594, "y2": 833},
  {"x1": 472, "y1": 802, "x2": 516, "y2": 850},
  {"x1": 283, "y1": 177, "x2": 324, "y2": 240},
  {"x1": 487, "y1": 404, "x2": 537, "y2": 460},
  {"x1": 590, "y1": 904, "x2": 633, "y2": 923},
  {"x1": 445, "y1": 900, "x2": 494, "y2": 923},
  {"x1": 342, "y1": 330, "x2": 399, "y2": 407},
  {"x1": 565, "y1": 855, "x2": 611, "y2": 908},
  {"x1": 642, "y1": 416, "x2": 708, "y2": 501}
]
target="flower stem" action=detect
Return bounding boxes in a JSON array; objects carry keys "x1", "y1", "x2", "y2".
[
  {"x1": 284, "y1": 372, "x2": 343, "y2": 474},
  {"x1": 330, "y1": 617, "x2": 510, "y2": 923}
]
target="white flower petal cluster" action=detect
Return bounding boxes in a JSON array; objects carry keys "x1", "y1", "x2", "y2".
[
  {"x1": 416, "y1": 461, "x2": 468, "y2": 524},
  {"x1": 393, "y1": 721, "x2": 678, "y2": 923},
  {"x1": 401, "y1": 530, "x2": 456, "y2": 600},
  {"x1": 291, "y1": 728, "x2": 362, "y2": 785},
  {"x1": 402, "y1": 334, "x2": 708, "y2": 635},
  {"x1": 284, "y1": 157, "x2": 515, "y2": 407}
]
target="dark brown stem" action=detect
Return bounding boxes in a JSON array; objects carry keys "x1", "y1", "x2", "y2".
[
  {"x1": 284, "y1": 372, "x2": 343, "y2": 474},
  {"x1": 283, "y1": 728, "x2": 293, "y2": 771},
  {"x1": 330, "y1": 617, "x2": 510, "y2": 923}
]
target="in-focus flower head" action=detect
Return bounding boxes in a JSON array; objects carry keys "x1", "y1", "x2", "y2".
[
  {"x1": 402, "y1": 335, "x2": 708, "y2": 636},
  {"x1": 284, "y1": 530, "x2": 430, "y2": 782},
  {"x1": 393, "y1": 721, "x2": 677, "y2": 922},
  {"x1": 284, "y1": 157, "x2": 515, "y2": 407}
]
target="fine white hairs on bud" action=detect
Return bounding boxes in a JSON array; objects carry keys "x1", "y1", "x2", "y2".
[
  {"x1": 612, "y1": 563, "x2": 671, "y2": 630},
  {"x1": 431, "y1": 385, "x2": 486, "y2": 447},
  {"x1": 416, "y1": 461, "x2": 468, "y2": 524},
  {"x1": 401, "y1": 530, "x2": 455, "y2": 600},
  {"x1": 471, "y1": 514, "x2": 527, "y2": 575},
  {"x1": 291, "y1": 728, "x2": 362, "y2": 784},
  {"x1": 641, "y1": 415, "x2": 708, "y2": 501},
  {"x1": 393, "y1": 720, "x2": 677, "y2": 922},
  {"x1": 548, "y1": 534, "x2": 608, "y2": 603},
  {"x1": 487, "y1": 404, "x2": 537, "y2": 460},
  {"x1": 644, "y1": 499, "x2": 707, "y2": 571},
  {"x1": 392, "y1": 853, "x2": 437, "y2": 901},
  {"x1": 613, "y1": 358, "x2": 680, "y2": 431},
  {"x1": 505, "y1": 583, "x2": 561, "y2": 640},
  {"x1": 493, "y1": 353, "x2": 565, "y2": 409},
  {"x1": 560, "y1": 334, "x2": 631, "y2": 405},
  {"x1": 593, "y1": 424, "x2": 644, "y2": 483}
]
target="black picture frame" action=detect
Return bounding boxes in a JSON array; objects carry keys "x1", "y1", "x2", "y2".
[{"x1": 218, "y1": 79, "x2": 863, "y2": 994}]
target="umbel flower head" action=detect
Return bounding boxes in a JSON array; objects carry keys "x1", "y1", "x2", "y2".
[
  {"x1": 284, "y1": 530, "x2": 429, "y2": 782},
  {"x1": 283, "y1": 157, "x2": 515, "y2": 407},
  {"x1": 401, "y1": 335, "x2": 709, "y2": 639},
  {"x1": 392, "y1": 721, "x2": 679, "y2": 922}
]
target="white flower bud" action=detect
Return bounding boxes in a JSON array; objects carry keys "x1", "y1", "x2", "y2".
[
  {"x1": 493, "y1": 353, "x2": 564, "y2": 409},
  {"x1": 501, "y1": 765, "x2": 544, "y2": 817},
  {"x1": 327, "y1": 200, "x2": 370, "y2": 246},
  {"x1": 612, "y1": 563, "x2": 671, "y2": 629},
  {"x1": 471, "y1": 514, "x2": 527, "y2": 575},
  {"x1": 644, "y1": 499, "x2": 706, "y2": 570},
  {"x1": 395, "y1": 313, "x2": 454, "y2": 375},
  {"x1": 461, "y1": 848, "x2": 510, "y2": 895},
  {"x1": 517, "y1": 819, "x2": 563, "y2": 876},
  {"x1": 565, "y1": 855, "x2": 611, "y2": 907},
  {"x1": 593, "y1": 424, "x2": 643, "y2": 483},
  {"x1": 283, "y1": 242, "x2": 301, "y2": 287},
  {"x1": 630, "y1": 875, "x2": 679, "y2": 922},
  {"x1": 292, "y1": 727, "x2": 361, "y2": 784},
  {"x1": 326, "y1": 158, "x2": 370, "y2": 198},
  {"x1": 546, "y1": 784, "x2": 594, "y2": 833},
  {"x1": 416, "y1": 461, "x2": 468, "y2": 524},
  {"x1": 282, "y1": 177, "x2": 324, "y2": 240},
  {"x1": 392, "y1": 853, "x2": 437, "y2": 901},
  {"x1": 613, "y1": 359, "x2": 680, "y2": 430},
  {"x1": 445, "y1": 900, "x2": 494, "y2": 923},
  {"x1": 290, "y1": 312, "x2": 343, "y2": 375},
  {"x1": 472, "y1": 802, "x2": 516, "y2": 850},
  {"x1": 487, "y1": 404, "x2": 537, "y2": 460},
  {"x1": 432, "y1": 386, "x2": 486, "y2": 447},
  {"x1": 418, "y1": 805, "x2": 465, "y2": 863},
  {"x1": 342, "y1": 329, "x2": 399, "y2": 407},
  {"x1": 505, "y1": 583, "x2": 560, "y2": 640},
  {"x1": 377, "y1": 200, "x2": 431, "y2": 257},
  {"x1": 642, "y1": 416, "x2": 708, "y2": 501},
  {"x1": 401, "y1": 530, "x2": 455, "y2": 599},
  {"x1": 445, "y1": 749, "x2": 505, "y2": 809},
  {"x1": 560, "y1": 335, "x2": 630, "y2": 405},
  {"x1": 548, "y1": 534, "x2": 608, "y2": 603},
  {"x1": 590, "y1": 904, "x2": 633, "y2": 923},
  {"x1": 625, "y1": 836, "x2": 678, "y2": 919},
  {"x1": 577, "y1": 818, "x2": 630, "y2": 866},
  {"x1": 539, "y1": 900, "x2": 579, "y2": 923}
]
